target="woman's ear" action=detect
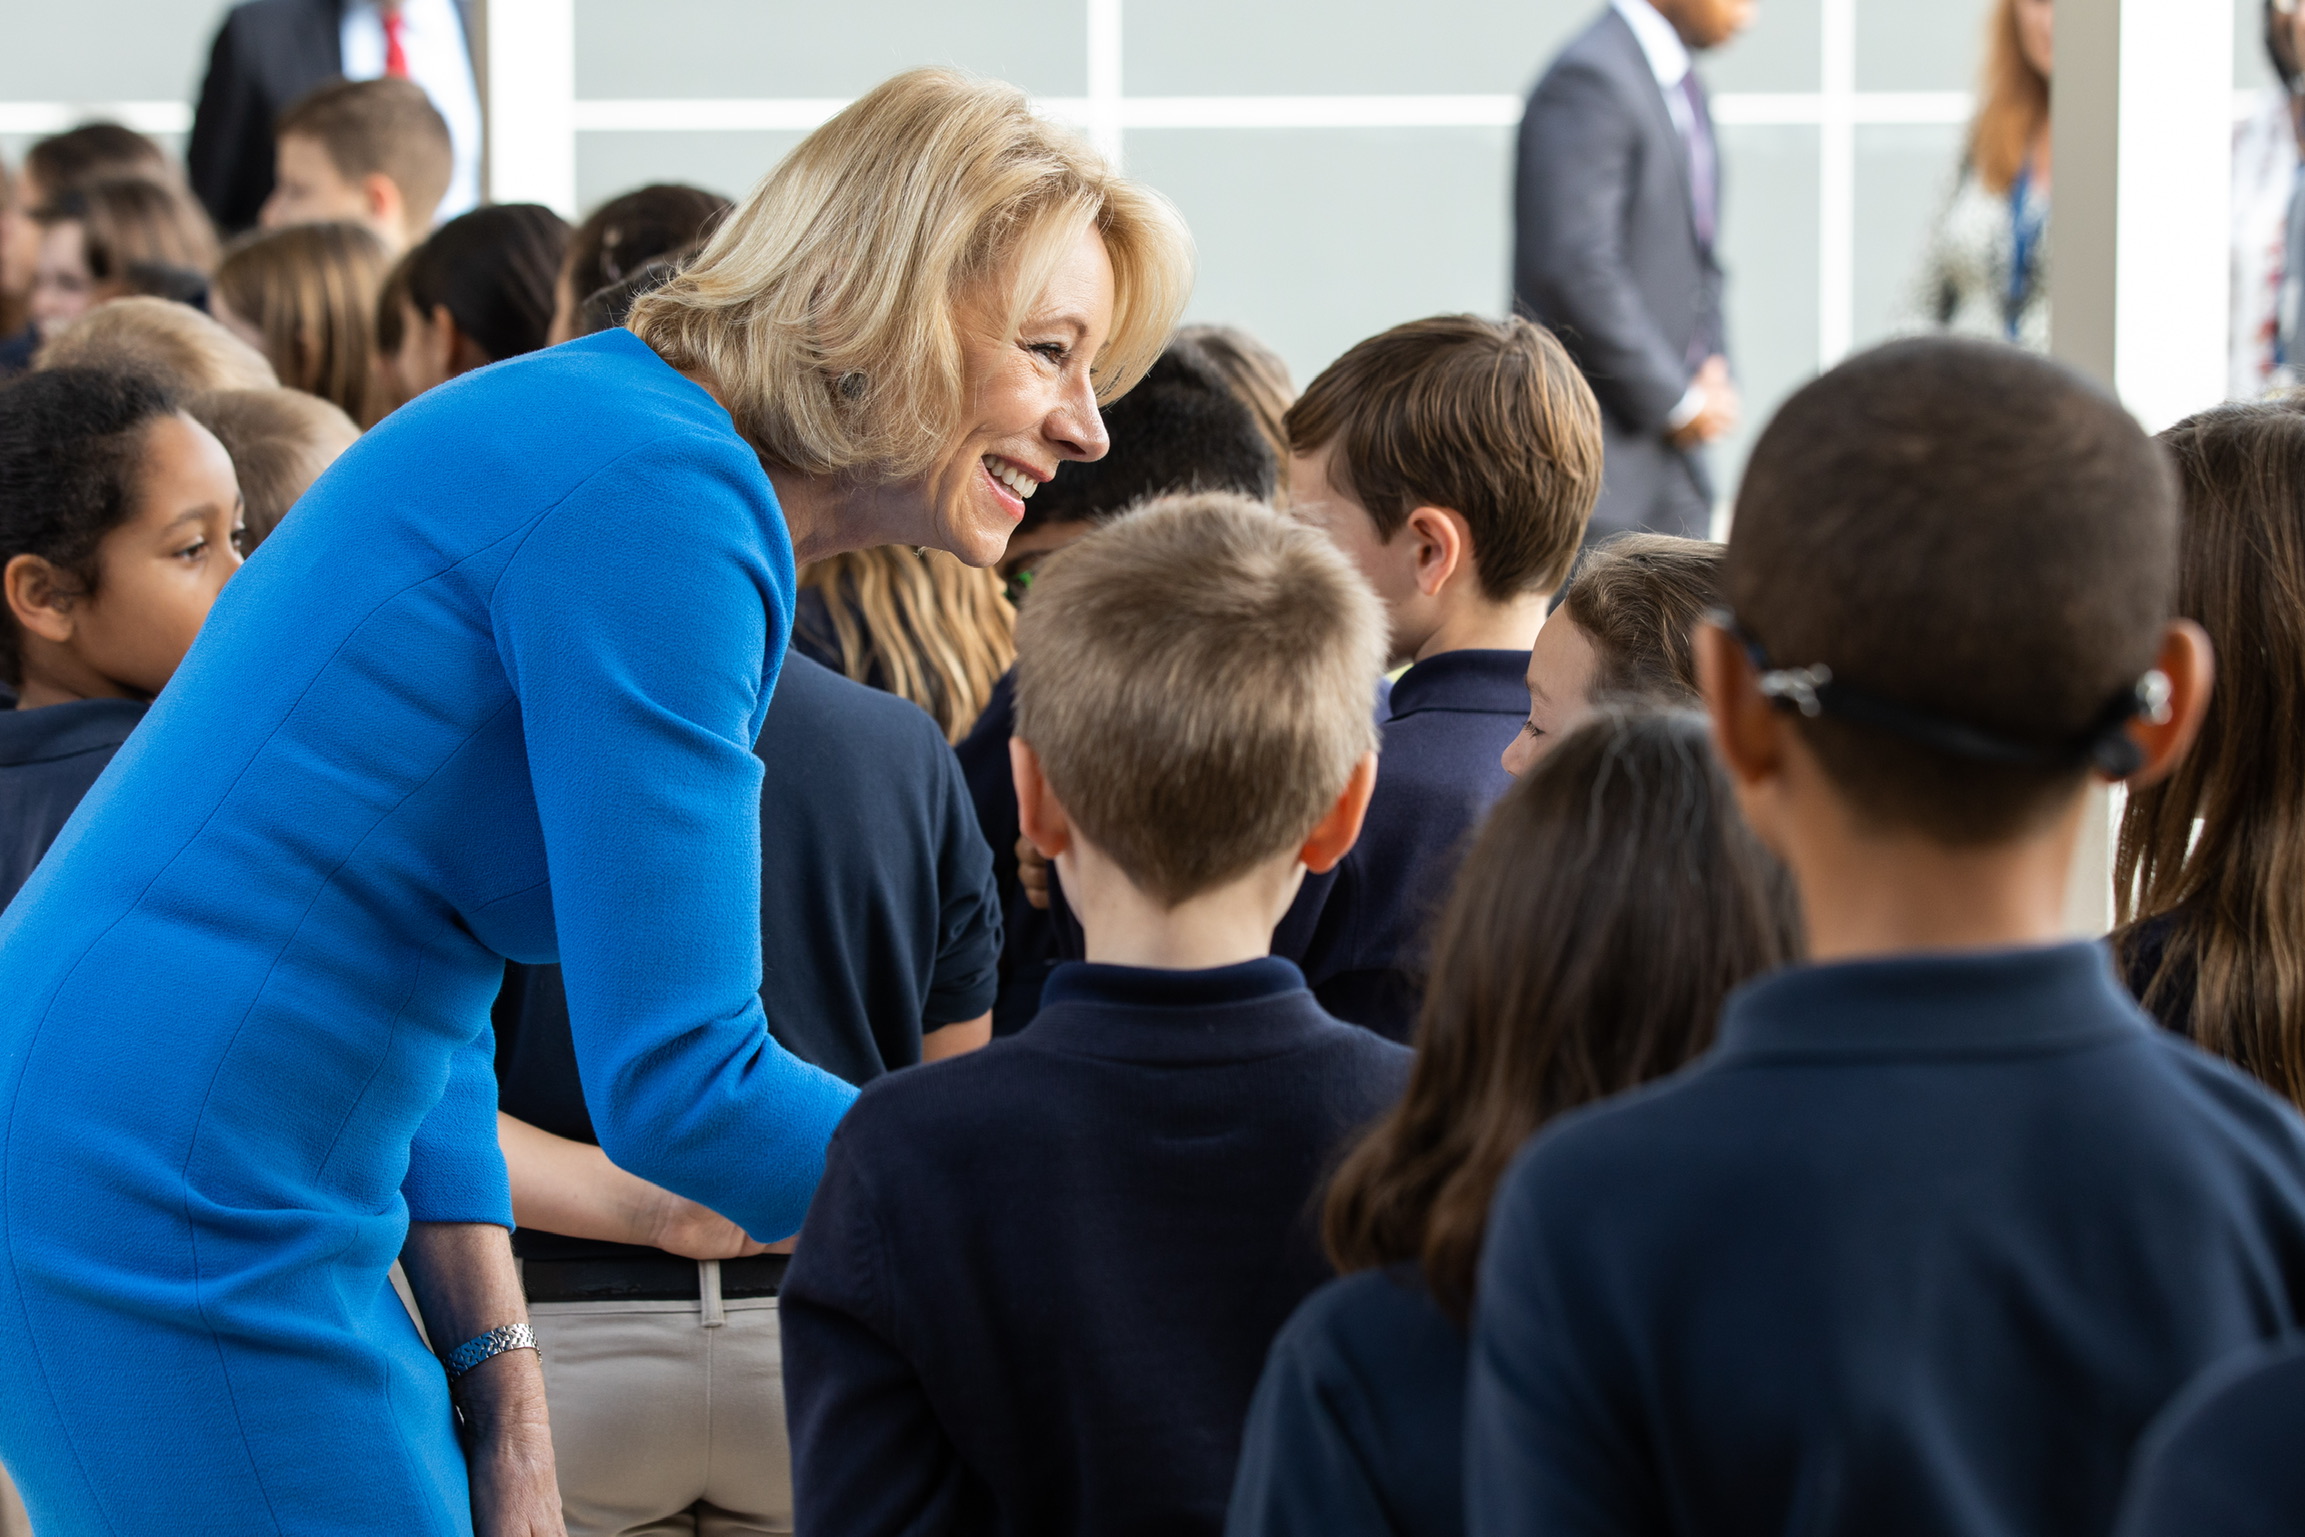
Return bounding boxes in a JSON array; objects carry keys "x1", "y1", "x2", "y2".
[
  {"x1": 4, "y1": 552, "x2": 78, "y2": 644},
  {"x1": 1010, "y1": 736, "x2": 1073, "y2": 860},
  {"x1": 1301, "y1": 751, "x2": 1379, "y2": 874},
  {"x1": 2118, "y1": 619, "x2": 2215, "y2": 789}
]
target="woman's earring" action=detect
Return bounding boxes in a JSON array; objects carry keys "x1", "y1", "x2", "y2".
[{"x1": 838, "y1": 371, "x2": 869, "y2": 401}]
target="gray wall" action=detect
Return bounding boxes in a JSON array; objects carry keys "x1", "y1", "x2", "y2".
[{"x1": 4, "y1": 0, "x2": 2279, "y2": 492}]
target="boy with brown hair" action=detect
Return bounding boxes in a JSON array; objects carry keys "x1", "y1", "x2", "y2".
[
  {"x1": 1469, "y1": 337, "x2": 2305, "y2": 1537},
  {"x1": 1281, "y1": 313, "x2": 1603, "y2": 1037},
  {"x1": 782, "y1": 492, "x2": 1411, "y2": 1537},
  {"x1": 260, "y1": 78, "x2": 452, "y2": 254}
]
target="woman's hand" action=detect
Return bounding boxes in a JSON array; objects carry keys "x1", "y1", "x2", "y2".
[
  {"x1": 462, "y1": 1357, "x2": 566, "y2": 1537},
  {"x1": 639, "y1": 1182, "x2": 770, "y2": 1261}
]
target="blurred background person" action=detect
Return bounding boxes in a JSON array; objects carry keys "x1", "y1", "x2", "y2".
[
  {"x1": 213, "y1": 221, "x2": 392, "y2": 424},
  {"x1": 258, "y1": 77, "x2": 454, "y2": 255},
  {"x1": 1514, "y1": 0, "x2": 1751, "y2": 543},
  {"x1": 0, "y1": 160, "x2": 31, "y2": 377},
  {"x1": 34, "y1": 296, "x2": 277, "y2": 395},
  {"x1": 189, "y1": 0, "x2": 480, "y2": 236},
  {"x1": 1176, "y1": 322, "x2": 1296, "y2": 502},
  {"x1": 374, "y1": 202, "x2": 567, "y2": 411},
  {"x1": 27, "y1": 178, "x2": 220, "y2": 344},
  {"x1": 548, "y1": 183, "x2": 731, "y2": 345},
  {"x1": 1, "y1": 125, "x2": 180, "y2": 377},
  {"x1": 1914, "y1": 0, "x2": 2054, "y2": 352},
  {"x1": 2237, "y1": 0, "x2": 2305, "y2": 398},
  {"x1": 186, "y1": 387, "x2": 361, "y2": 550}
]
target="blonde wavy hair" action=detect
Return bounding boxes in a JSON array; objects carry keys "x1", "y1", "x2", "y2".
[
  {"x1": 801, "y1": 547, "x2": 1016, "y2": 742},
  {"x1": 628, "y1": 68, "x2": 1193, "y2": 481}
]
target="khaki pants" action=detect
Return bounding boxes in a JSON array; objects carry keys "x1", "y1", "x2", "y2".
[
  {"x1": 531, "y1": 1280, "x2": 793, "y2": 1537},
  {"x1": 0, "y1": 1461, "x2": 27, "y2": 1536}
]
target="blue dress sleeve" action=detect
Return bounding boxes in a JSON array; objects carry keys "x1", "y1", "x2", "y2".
[
  {"x1": 490, "y1": 429, "x2": 858, "y2": 1242},
  {"x1": 402, "y1": 1015, "x2": 513, "y2": 1226}
]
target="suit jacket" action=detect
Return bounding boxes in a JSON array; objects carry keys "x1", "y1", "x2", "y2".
[
  {"x1": 185, "y1": 0, "x2": 474, "y2": 235},
  {"x1": 1514, "y1": 7, "x2": 1725, "y2": 539}
]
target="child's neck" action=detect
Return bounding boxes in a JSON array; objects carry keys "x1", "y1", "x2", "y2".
[
  {"x1": 12, "y1": 650, "x2": 124, "y2": 710},
  {"x1": 1061, "y1": 839, "x2": 1300, "y2": 972},
  {"x1": 1401, "y1": 588, "x2": 1553, "y2": 667},
  {"x1": 1783, "y1": 794, "x2": 2086, "y2": 964}
]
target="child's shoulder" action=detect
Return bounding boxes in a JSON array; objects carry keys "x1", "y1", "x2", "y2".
[{"x1": 832, "y1": 1036, "x2": 1047, "y2": 1149}]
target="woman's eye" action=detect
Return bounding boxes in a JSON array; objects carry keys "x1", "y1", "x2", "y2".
[{"x1": 1027, "y1": 341, "x2": 1068, "y2": 365}]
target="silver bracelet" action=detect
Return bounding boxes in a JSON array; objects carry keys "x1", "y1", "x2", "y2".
[{"x1": 442, "y1": 1322, "x2": 538, "y2": 1382}]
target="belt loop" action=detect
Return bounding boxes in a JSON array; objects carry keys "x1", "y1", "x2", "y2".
[{"x1": 699, "y1": 1259, "x2": 725, "y2": 1327}]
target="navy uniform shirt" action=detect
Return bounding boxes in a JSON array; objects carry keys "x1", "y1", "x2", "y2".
[
  {"x1": 1468, "y1": 943, "x2": 2305, "y2": 1537},
  {"x1": 953, "y1": 667, "x2": 1070, "y2": 1034},
  {"x1": 0, "y1": 698, "x2": 147, "y2": 911},
  {"x1": 782, "y1": 957, "x2": 1412, "y2": 1537},
  {"x1": 1228, "y1": 1266, "x2": 1466, "y2": 1537},
  {"x1": 494, "y1": 654, "x2": 1002, "y2": 1261},
  {"x1": 2116, "y1": 1337, "x2": 2305, "y2": 1537},
  {"x1": 1279, "y1": 649, "x2": 1527, "y2": 1040}
]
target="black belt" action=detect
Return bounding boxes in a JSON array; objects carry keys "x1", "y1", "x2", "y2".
[{"x1": 521, "y1": 1253, "x2": 789, "y2": 1305}]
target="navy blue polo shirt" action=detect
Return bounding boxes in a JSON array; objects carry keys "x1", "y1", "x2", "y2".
[
  {"x1": 2116, "y1": 1337, "x2": 2305, "y2": 1537},
  {"x1": 1468, "y1": 942, "x2": 2305, "y2": 1537},
  {"x1": 1228, "y1": 1266, "x2": 1465, "y2": 1537},
  {"x1": 494, "y1": 653, "x2": 1002, "y2": 1261},
  {"x1": 1278, "y1": 649, "x2": 1526, "y2": 1040},
  {"x1": 0, "y1": 698, "x2": 147, "y2": 911},
  {"x1": 782, "y1": 957, "x2": 1412, "y2": 1537}
]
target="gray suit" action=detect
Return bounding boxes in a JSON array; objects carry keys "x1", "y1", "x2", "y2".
[{"x1": 1514, "y1": 7, "x2": 1726, "y2": 540}]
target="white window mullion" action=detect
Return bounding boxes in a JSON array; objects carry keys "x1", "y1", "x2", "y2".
[
  {"x1": 1087, "y1": 0, "x2": 1125, "y2": 165},
  {"x1": 1817, "y1": 0, "x2": 1858, "y2": 368}
]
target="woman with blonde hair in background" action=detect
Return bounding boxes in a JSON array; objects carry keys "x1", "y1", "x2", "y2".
[
  {"x1": 794, "y1": 547, "x2": 1015, "y2": 741},
  {"x1": 1914, "y1": 0, "x2": 2053, "y2": 350},
  {"x1": 0, "y1": 66, "x2": 1190, "y2": 1537},
  {"x1": 211, "y1": 220, "x2": 392, "y2": 425}
]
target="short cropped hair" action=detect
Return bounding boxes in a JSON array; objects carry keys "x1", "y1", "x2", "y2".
[
  {"x1": 1022, "y1": 339, "x2": 1276, "y2": 535},
  {"x1": 1177, "y1": 323, "x2": 1296, "y2": 486},
  {"x1": 35, "y1": 297, "x2": 277, "y2": 394},
  {"x1": 1013, "y1": 492, "x2": 1386, "y2": 906},
  {"x1": 214, "y1": 221, "x2": 392, "y2": 423},
  {"x1": 0, "y1": 367, "x2": 183, "y2": 686},
  {"x1": 186, "y1": 388, "x2": 359, "y2": 550},
  {"x1": 1726, "y1": 336, "x2": 2177, "y2": 843},
  {"x1": 629, "y1": 67, "x2": 1192, "y2": 480},
  {"x1": 275, "y1": 78, "x2": 454, "y2": 233},
  {"x1": 24, "y1": 123, "x2": 170, "y2": 201},
  {"x1": 1561, "y1": 533, "x2": 1723, "y2": 707},
  {"x1": 1286, "y1": 314, "x2": 1602, "y2": 599}
]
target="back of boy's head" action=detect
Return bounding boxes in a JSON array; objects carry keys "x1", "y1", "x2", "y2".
[
  {"x1": 1013, "y1": 492, "x2": 1385, "y2": 906},
  {"x1": 1727, "y1": 336, "x2": 2177, "y2": 843},
  {"x1": 403, "y1": 204, "x2": 571, "y2": 363},
  {"x1": 25, "y1": 123, "x2": 170, "y2": 200},
  {"x1": 1285, "y1": 314, "x2": 1602, "y2": 600},
  {"x1": 564, "y1": 185, "x2": 730, "y2": 311},
  {"x1": 0, "y1": 366, "x2": 182, "y2": 686},
  {"x1": 1021, "y1": 340, "x2": 1276, "y2": 535},
  {"x1": 34, "y1": 297, "x2": 277, "y2": 394},
  {"x1": 1563, "y1": 533, "x2": 1723, "y2": 707},
  {"x1": 276, "y1": 78, "x2": 454, "y2": 230},
  {"x1": 186, "y1": 388, "x2": 359, "y2": 550}
]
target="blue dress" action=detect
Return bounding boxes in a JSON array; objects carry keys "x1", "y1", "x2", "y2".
[{"x1": 0, "y1": 328, "x2": 859, "y2": 1535}]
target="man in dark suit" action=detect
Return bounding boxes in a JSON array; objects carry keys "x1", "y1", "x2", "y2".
[
  {"x1": 1514, "y1": 0, "x2": 1755, "y2": 540},
  {"x1": 186, "y1": 0, "x2": 479, "y2": 237}
]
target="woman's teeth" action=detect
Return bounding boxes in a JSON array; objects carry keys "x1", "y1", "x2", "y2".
[{"x1": 984, "y1": 457, "x2": 1038, "y2": 500}]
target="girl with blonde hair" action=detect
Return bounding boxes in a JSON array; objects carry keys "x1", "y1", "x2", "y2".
[
  {"x1": 796, "y1": 547, "x2": 1015, "y2": 741},
  {"x1": 0, "y1": 67, "x2": 1190, "y2": 1537}
]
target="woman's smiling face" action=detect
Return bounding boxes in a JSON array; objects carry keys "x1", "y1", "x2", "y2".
[{"x1": 919, "y1": 222, "x2": 1117, "y2": 568}]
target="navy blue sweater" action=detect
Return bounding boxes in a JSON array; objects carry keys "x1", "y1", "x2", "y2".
[
  {"x1": 1467, "y1": 943, "x2": 2305, "y2": 1537},
  {"x1": 0, "y1": 698, "x2": 145, "y2": 911},
  {"x1": 782, "y1": 957, "x2": 1413, "y2": 1537},
  {"x1": 1228, "y1": 1266, "x2": 1465, "y2": 1537},
  {"x1": 1277, "y1": 650, "x2": 1525, "y2": 1040},
  {"x1": 2116, "y1": 1337, "x2": 2305, "y2": 1537}
]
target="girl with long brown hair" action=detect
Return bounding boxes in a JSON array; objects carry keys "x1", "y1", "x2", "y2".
[
  {"x1": 1915, "y1": 0, "x2": 2054, "y2": 350},
  {"x1": 1229, "y1": 706, "x2": 1799, "y2": 1537},
  {"x1": 211, "y1": 221, "x2": 392, "y2": 425},
  {"x1": 2115, "y1": 401, "x2": 2305, "y2": 1106}
]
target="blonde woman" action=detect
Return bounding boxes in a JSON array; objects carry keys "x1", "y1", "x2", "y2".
[
  {"x1": 1916, "y1": 0, "x2": 2053, "y2": 350},
  {"x1": 0, "y1": 67, "x2": 1189, "y2": 1537},
  {"x1": 211, "y1": 220, "x2": 392, "y2": 425}
]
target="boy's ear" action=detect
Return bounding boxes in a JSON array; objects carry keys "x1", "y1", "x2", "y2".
[
  {"x1": 3, "y1": 553, "x2": 77, "y2": 644},
  {"x1": 1697, "y1": 618, "x2": 1788, "y2": 790},
  {"x1": 361, "y1": 172, "x2": 406, "y2": 235},
  {"x1": 1010, "y1": 737, "x2": 1073, "y2": 861},
  {"x1": 2115, "y1": 619, "x2": 2215, "y2": 789},
  {"x1": 1401, "y1": 505, "x2": 1472, "y2": 599},
  {"x1": 1301, "y1": 751, "x2": 1379, "y2": 874}
]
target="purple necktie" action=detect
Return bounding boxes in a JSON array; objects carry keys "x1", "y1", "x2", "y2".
[{"x1": 1679, "y1": 72, "x2": 1718, "y2": 250}]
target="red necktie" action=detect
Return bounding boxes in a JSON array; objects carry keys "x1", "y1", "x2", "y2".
[{"x1": 382, "y1": 6, "x2": 410, "y2": 78}]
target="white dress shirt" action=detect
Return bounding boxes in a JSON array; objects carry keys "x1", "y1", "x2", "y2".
[{"x1": 341, "y1": 0, "x2": 483, "y2": 224}]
